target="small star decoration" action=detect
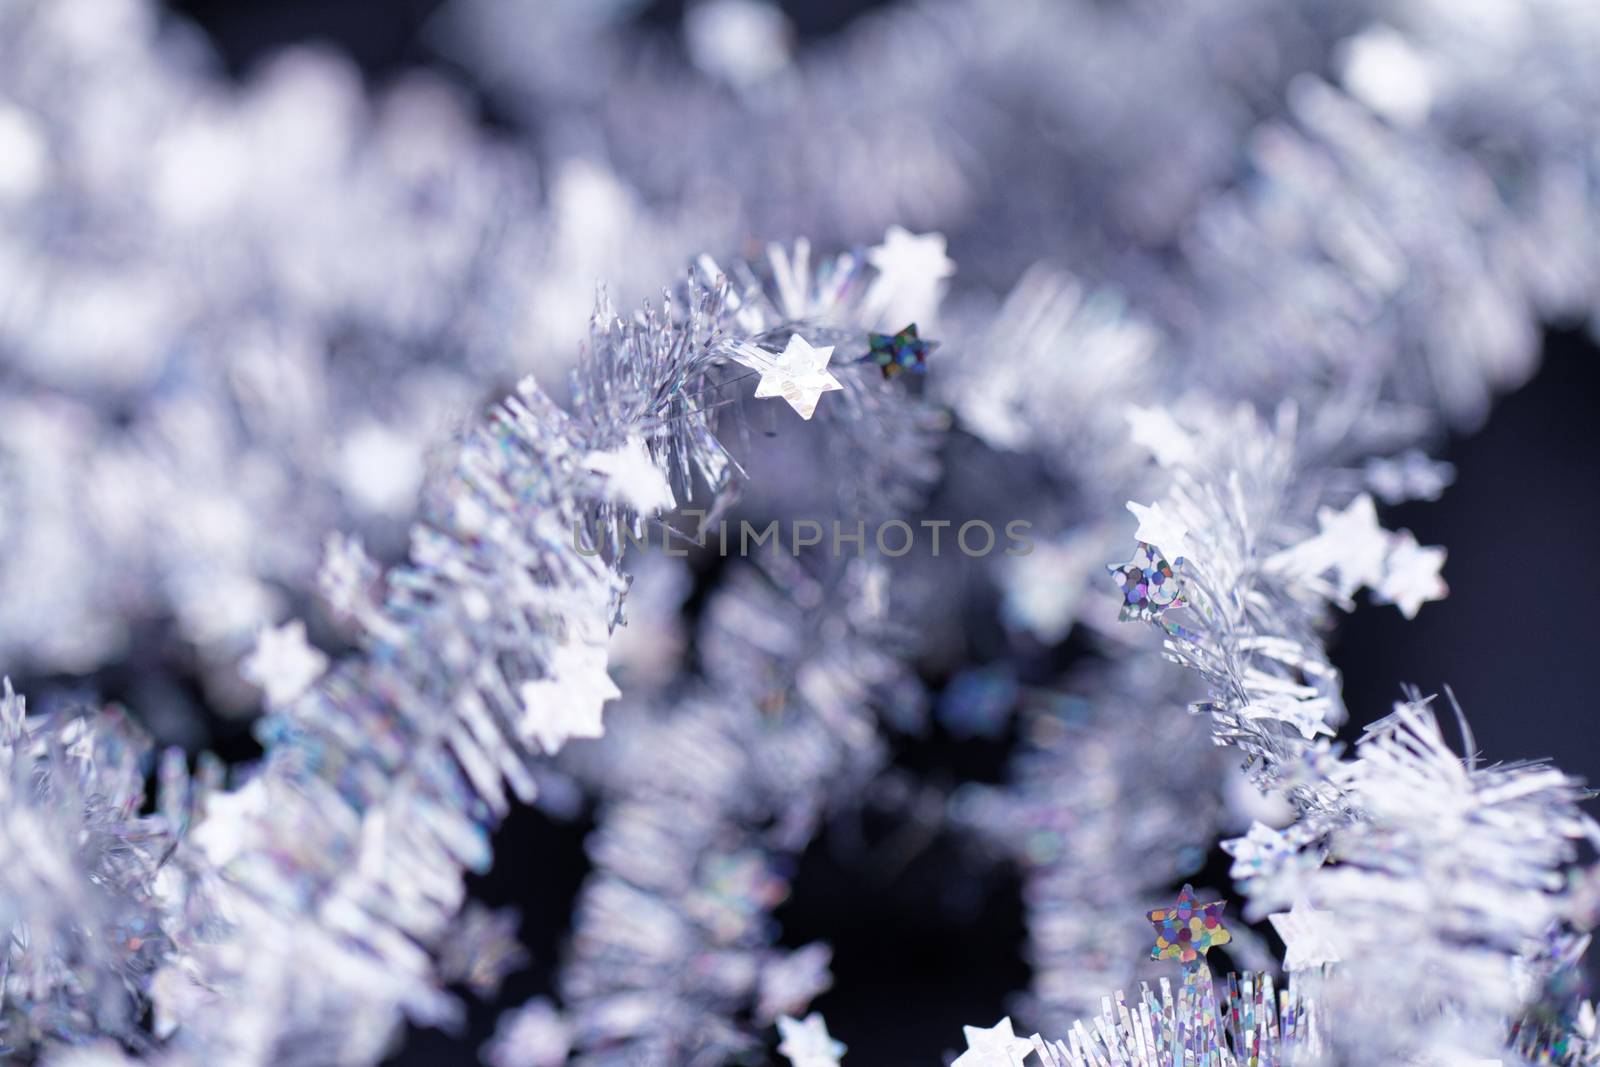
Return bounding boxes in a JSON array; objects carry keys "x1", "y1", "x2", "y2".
[
  {"x1": 1315, "y1": 494, "x2": 1391, "y2": 597},
  {"x1": 1107, "y1": 541, "x2": 1187, "y2": 623},
  {"x1": 953, "y1": 1016, "x2": 1034, "y2": 1067},
  {"x1": 862, "y1": 323, "x2": 937, "y2": 378},
  {"x1": 776, "y1": 1012, "x2": 846, "y2": 1067},
  {"x1": 1222, "y1": 821, "x2": 1297, "y2": 883},
  {"x1": 517, "y1": 640, "x2": 621, "y2": 754},
  {"x1": 584, "y1": 436, "x2": 675, "y2": 514},
  {"x1": 1125, "y1": 500, "x2": 1190, "y2": 563},
  {"x1": 866, "y1": 225, "x2": 955, "y2": 293},
  {"x1": 864, "y1": 225, "x2": 954, "y2": 326},
  {"x1": 1268, "y1": 897, "x2": 1341, "y2": 972},
  {"x1": 749, "y1": 333, "x2": 844, "y2": 419},
  {"x1": 1147, "y1": 884, "x2": 1232, "y2": 967},
  {"x1": 1125, "y1": 405, "x2": 1195, "y2": 467},
  {"x1": 1375, "y1": 529, "x2": 1447, "y2": 619},
  {"x1": 241, "y1": 619, "x2": 328, "y2": 707},
  {"x1": 757, "y1": 943, "x2": 834, "y2": 1023}
]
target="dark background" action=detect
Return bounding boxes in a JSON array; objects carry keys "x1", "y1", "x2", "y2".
[{"x1": 137, "y1": 1, "x2": 1600, "y2": 1061}]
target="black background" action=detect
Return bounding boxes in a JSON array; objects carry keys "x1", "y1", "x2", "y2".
[{"x1": 126, "y1": 1, "x2": 1600, "y2": 1061}]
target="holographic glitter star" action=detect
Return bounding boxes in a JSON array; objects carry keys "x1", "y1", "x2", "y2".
[
  {"x1": 1147, "y1": 884, "x2": 1232, "y2": 967},
  {"x1": 1107, "y1": 541, "x2": 1188, "y2": 623},
  {"x1": 862, "y1": 323, "x2": 937, "y2": 378}
]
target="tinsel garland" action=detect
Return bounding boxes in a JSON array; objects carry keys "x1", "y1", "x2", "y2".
[
  {"x1": 973, "y1": 406, "x2": 1593, "y2": 1064},
  {"x1": 2, "y1": 0, "x2": 1600, "y2": 1065},
  {"x1": 0, "y1": 238, "x2": 942, "y2": 1062}
]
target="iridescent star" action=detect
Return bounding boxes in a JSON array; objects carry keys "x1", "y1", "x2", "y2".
[
  {"x1": 1147, "y1": 884, "x2": 1232, "y2": 967},
  {"x1": 1107, "y1": 541, "x2": 1188, "y2": 624},
  {"x1": 861, "y1": 323, "x2": 937, "y2": 378}
]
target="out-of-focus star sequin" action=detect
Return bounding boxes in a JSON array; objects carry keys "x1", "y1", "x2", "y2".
[{"x1": 862, "y1": 323, "x2": 936, "y2": 378}]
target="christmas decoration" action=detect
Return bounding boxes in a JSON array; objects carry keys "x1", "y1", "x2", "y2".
[
  {"x1": 1107, "y1": 542, "x2": 1189, "y2": 625},
  {"x1": 738, "y1": 333, "x2": 846, "y2": 419},
  {"x1": 954, "y1": 1017, "x2": 1035, "y2": 1067},
  {"x1": 1267, "y1": 898, "x2": 1341, "y2": 973},
  {"x1": 239, "y1": 620, "x2": 328, "y2": 708},
  {"x1": 862, "y1": 324, "x2": 937, "y2": 379},
  {"x1": 1147, "y1": 884, "x2": 1233, "y2": 967},
  {"x1": 776, "y1": 1012, "x2": 847, "y2": 1067},
  {"x1": 2, "y1": 1, "x2": 1598, "y2": 1065}
]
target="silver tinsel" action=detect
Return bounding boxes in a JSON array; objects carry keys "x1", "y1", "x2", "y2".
[{"x1": 3, "y1": 0, "x2": 1600, "y2": 1064}]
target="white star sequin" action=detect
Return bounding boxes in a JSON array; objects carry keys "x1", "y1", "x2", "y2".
[
  {"x1": 776, "y1": 1012, "x2": 846, "y2": 1067},
  {"x1": 240, "y1": 620, "x2": 328, "y2": 707},
  {"x1": 1376, "y1": 530, "x2": 1447, "y2": 619},
  {"x1": 1126, "y1": 500, "x2": 1191, "y2": 562},
  {"x1": 865, "y1": 225, "x2": 955, "y2": 327},
  {"x1": 1124, "y1": 405, "x2": 1195, "y2": 467},
  {"x1": 584, "y1": 436, "x2": 675, "y2": 514},
  {"x1": 953, "y1": 1016, "x2": 1034, "y2": 1067},
  {"x1": 517, "y1": 641, "x2": 620, "y2": 754},
  {"x1": 746, "y1": 334, "x2": 844, "y2": 420},
  {"x1": 190, "y1": 777, "x2": 272, "y2": 868},
  {"x1": 1317, "y1": 494, "x2": 1390, "y2": 598},
  {"x1": 758, "y1": 943, "x2": 834, "y2": 1023},
  {"x1": 1364, "y1": 450, "x2": 1454, "y2": 504},
  {"x1": 482, "y1": 996, "x2": 572, "y2": 1067},
  {"x1": 1222, "y1": 820, "x2": 1296, "y2": 881},
  {"x1": 1263, "y1": 493, "x2": 1391, "y2": 599},
  {"x1": 1268, "y1": 897, "x2": 1341, "y2": 971}
]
